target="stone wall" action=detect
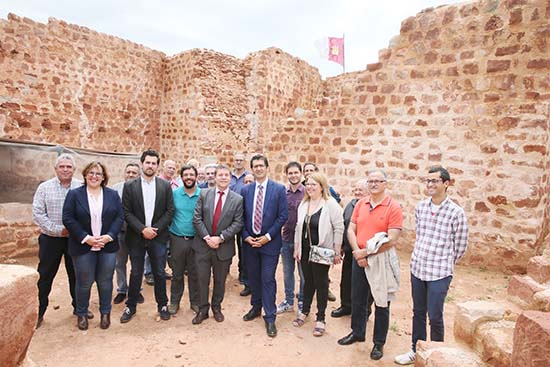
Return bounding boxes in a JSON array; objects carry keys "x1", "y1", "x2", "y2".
[
  {"x1": 0, "y1": 13, "x2": 164, "y2": 152},
  {"x1": 1, "y1": 0, "x2": 549, "y2": 271}
]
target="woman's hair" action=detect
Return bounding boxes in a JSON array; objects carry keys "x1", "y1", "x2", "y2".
[
  {"x1": 303, "y1": 172, "x2": 329, "y2": 201},
  {"x1": 81, "y1": 161, "x2": 109, "y2": 187}
]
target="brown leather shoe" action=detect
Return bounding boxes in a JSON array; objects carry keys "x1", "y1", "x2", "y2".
[
  {"x1": 192, "y1": 311, "x2": 209, "y2": 325},
  {"x1": 213, "y1": 310, "x2": 224, "y2": 322},
  {"x1": 100, "y1": 313, "x2": 111, "y2": 329},
  {"x1": 77, "y1": 315, "x2": 88, "y2": 330}
]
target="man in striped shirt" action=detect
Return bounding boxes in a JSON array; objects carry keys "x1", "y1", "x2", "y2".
[{"x1": 395, "y1": 166, "x2": 469, "y2": 365}]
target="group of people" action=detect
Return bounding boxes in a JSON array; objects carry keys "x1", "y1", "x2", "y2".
[{"x1": 32, "y1": 149, "x2": 468, "y2": 364}]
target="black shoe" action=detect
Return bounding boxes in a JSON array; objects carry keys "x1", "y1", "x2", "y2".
[
  {"x1": 100, "y1": 313, "x2": 111, "y2": 329},
  {"x1": 36, "y1": 316, "x2": 43, "y2": 329},
  {"x1": 159, "y1": 306, "x2": 171, "y2": 321},
  {"x1": 73, "y1": 309, "x2": 94, "y2": 319},
  {"x1": 113, "y1": 293, "x2": 126, "y2": 304},
  {"x1": 337, "y1": 332, "x2": 365, "y2": 345},
  {"x1": 192, "y1": 311, "x2": 209, "y2": 325},
  {"x1": 331, "y1": 307, "x2": 351, "y2": 318},
  {"x1": 370, "y1": 344, "x2": 384, "y2": 360},
  {"x1": 144, "y1": 274, "x2": 154, "y2": 285},
  {"x1": 77, "y1": 315, "x2": 88, "y2": 330},
  {"x1": 265, "y1": 321, "x2": 277, "y2": 337},
  {"x1": 137, "y1": 293, "x2": 145, "y2": 304},
  {"x1": 242, "y1": 307, "x2": 261, "y2": 321},
  {"x1": 120, "y1": 307, "x2": 136, "y2": 323},
  {"x1": 213, "y1": 309, "x2": 224, "y2": 322},
  {"x1": 240, "y1": 286, "x2": 251, "y2": 297}
]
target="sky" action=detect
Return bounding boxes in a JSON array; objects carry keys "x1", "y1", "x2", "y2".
[{"x1": 1, "y1": 0, "x2": 463, "y2": 78}]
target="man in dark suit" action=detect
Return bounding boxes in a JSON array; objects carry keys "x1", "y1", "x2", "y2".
[
  {"x1": 191, "y1": 164, "x2": 244, "y2": 325},
  {"x1": 241, "y1": 154, "x2": 288, "y2": 337},
  {"x1": 120, "y1": 149, "x2": 175, "y2": 323}
]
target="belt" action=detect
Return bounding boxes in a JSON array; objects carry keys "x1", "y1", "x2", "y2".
[{"x1": 182, "y1": 235, "x2": 194, "y2": 240}]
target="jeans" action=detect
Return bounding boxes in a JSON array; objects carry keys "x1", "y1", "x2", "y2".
[
  {"x1": 351, "y1": 257, "x2": 389, "y2": 345},
  {"x1": 37, "y1": 234, "x2": 76, "y2": 317},
  {"x1": 127, "y1": 239, "x2": 168, "y2": 311},
  {"x1": 72, "y1": 251, "x2": 116, "y2": 316},
  {"x1": 300, "y1": 248, "x2": 330, "y2": 322},
  {"x1": 411, "y1": 274, "x2": 452, "y2": 352},
  {"x1": 280, "y1": 240, "x2": 304, "y2": 305}
]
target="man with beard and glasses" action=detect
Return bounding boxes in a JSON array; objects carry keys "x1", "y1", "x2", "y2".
[
  {"x1": 120, "y1": 149, "x2": 175, "y2": 323},
  {"x1": 168, "y1": 164, "x2": 201, "y2": 315}
]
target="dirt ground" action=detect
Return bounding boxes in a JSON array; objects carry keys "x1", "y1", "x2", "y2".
[{"x1": 20, "y1": 251, "x2": 511, "y2": 367}]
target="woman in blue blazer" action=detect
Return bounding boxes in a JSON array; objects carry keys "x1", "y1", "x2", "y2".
[{"x1": 63, "y1": 161, "x2": 124, "y2": 330}]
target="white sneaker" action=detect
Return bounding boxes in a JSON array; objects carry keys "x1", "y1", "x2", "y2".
[
  {"x1": 394, "y1": 350, "x2": 415, "y2": 365},
  {"x1": 276, "y1": 301, "x2": 294, "y2": 314}
]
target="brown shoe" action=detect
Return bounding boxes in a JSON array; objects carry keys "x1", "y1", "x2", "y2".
[
  {"x1": 213, "y1": 310, "x2": 224, "y2": 322},
  {"x1": 100, "y1": 313, "x2": 111, "y2": 329},
  {"x1": 192, "y1": 311, "x2": 209, "y2": 325},
  {"x1": 77, "y1": 315, "x2": 88, "y2": 330}
]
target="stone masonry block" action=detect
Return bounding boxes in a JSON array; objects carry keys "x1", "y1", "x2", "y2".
[
  {"x1": 527, "y1": 255, "x2": 550, "y2": 284},
  {"x1": 0, "y1": 264, "x2": 38, "y2": 367},
  {"x1": 454, "y1": 301, "x2": 505, "y2": 345},
  {"x1": 475, "y1": 320, "x2": 514, "y2": 367},
  {"x1": 507, "y1": 275, "x2": 545, "y2": 307},
  {"x1": 512, "y1": 311, "x2": 550, "y2": 367},
  {"x1": 416, "y1": 341, "x2": 485, "y2": 367}
]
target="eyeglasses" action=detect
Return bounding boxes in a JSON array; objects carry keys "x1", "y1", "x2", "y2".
[
  {"x1": 87, "y1": 172, "x2": 104, "y2": 177},
  {"x1": 425, "y1": 179, "x2": 442, "y2": 185},
  {"x1": 366, "y1": 180, "x2": 386, "y2": 185}
]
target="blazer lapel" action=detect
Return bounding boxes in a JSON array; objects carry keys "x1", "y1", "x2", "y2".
[
  {"x1": 207, "y1": 188, "x2": 215, "y2": 230},
  {"x1": 134, "y1": 178, "x2": 145, "y2": 216},
  {"x1": 101, "y1": 188, "x2": 111, "y2": 219},
  {"x1": 218, "y1": 190, "x2": 234, "y2": 227},
  {"x1": 76, "y1": 188, "x2": 90, "y2": 216}
]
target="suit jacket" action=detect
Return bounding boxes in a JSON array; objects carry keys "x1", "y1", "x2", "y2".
[
  {"x1": 62, "y1": 185, "x2": 124, "y2": 256},
  {"x1": 122, "y1": 176, "x2": 175, "y2": 246},
  {"x1": 193, "y1": 187, "x2": 244, "y2": 261},
  {"x1": 241, "y1": 179, "x2": 288, "y2": 255}
]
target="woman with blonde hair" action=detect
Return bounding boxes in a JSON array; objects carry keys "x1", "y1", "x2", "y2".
[{"x1": 293, "y1": 172, "x2": 344, "y2": 336}]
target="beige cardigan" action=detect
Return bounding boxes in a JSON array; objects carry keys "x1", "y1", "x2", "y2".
[{"x1": 294, "y1": 197, "x2": 344, "y2": 258}]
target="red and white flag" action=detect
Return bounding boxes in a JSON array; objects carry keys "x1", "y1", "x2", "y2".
[{"x1": 327, "y1": 37, "x2": 344, "y2": 66}]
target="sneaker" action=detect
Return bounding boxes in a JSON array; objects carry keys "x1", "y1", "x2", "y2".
[
  {"x1": 168, "y1": 303, "x2": 179, "y2": 315},
  {"x1": 144, "y1": 274, "x2": 154, "y2": 285},
  {"x1": 159, "y1": 306, "x2": 171, "y2": 321},
  {"x1": 137, "y1": 293, "x2": 145, "y2": 304},
  {"x1": 276, "y1": 301, "x2": 294, "y2": 314},
  {"x1": 394, "y1": 350, "x2": 416, "y2": 365},
  {"x1": 120, "y1": 307, "x2": 136, "y2": 323}
]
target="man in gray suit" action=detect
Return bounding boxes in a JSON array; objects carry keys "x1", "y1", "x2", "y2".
[{"x1": 192, "y1": 164, "x2": 244, "y2": 324}]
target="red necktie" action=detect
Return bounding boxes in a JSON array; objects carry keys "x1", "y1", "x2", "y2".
[
  {"x1": 212, "y1": 191, "x2": 224, "y2": 235},
  {"x1": 253, "y1": 185, "x2": 264, "y2": 233}
]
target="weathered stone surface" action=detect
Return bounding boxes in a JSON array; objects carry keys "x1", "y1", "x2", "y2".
[
  {"x1": 416, "y1": 341, "x2": 486, "y2": 367},
  {"x1": 475, "y1": 320, "x2": 514, "y2": 367},
  {"x1": 511, "y1": 311, "x2": 550, "y2": 367},
  {"x1": 507, "y1": 275, "x2": 545, "y2": 307},
  {"x1": 454, "y1": 301, "x2": 505, "y2": 344},
  {"x1": 0, "y1": 264, "x2": 38, "y2": 367},
  {"x1": 527, "y1": 255, "x2": 550, "y2": 284},
  {"x1": 532, "y1": 289, "x2": 550, "y2": 312}
]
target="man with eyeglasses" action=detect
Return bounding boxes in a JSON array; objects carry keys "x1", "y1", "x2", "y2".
[
  {"x1": 395, "y1": 166, "x2": 468, "y2": 365},
  {"x1": 337, "y1": 169, "x2": 402, "y2": 362}
]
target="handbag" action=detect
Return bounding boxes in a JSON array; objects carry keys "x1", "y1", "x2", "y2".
[{"x1": 305, "y1": 206, "x2": 335, "y2": 265}]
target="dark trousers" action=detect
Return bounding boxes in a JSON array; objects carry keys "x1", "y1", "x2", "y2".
[
  {"x1": 37, "y1": 234, "x2": 76, "y2": 317},
  {"x1": 351, "y1": 257, "x2": 388, "y2": 345},
  {"x1": 169, "y1": 234, "x2": 199, "y2": 307},
  {"x1": 236, "y1": 231, "x2": 248, "y2": 285},
  {"x1": 245, "y1": 246, "x2": 279, "y2": 323},
  {"x1": 72, "y1": 251, "x2": 116, "y2": 315},
  {"x1": 127, "y1": 238, "x2": 168, "y2": 311},
  {"x1": 411, "y1": 273, "x2": 452, "y2": 352},
  {"x1": 339, "y1": 248, "x2": 353, "y2": 310},
  {"x1": 300, "y1": 248, "x2": 330, "y2": 322},
  {"x1": 195, "y1": 248, "x2": 232, "y2": 313}
]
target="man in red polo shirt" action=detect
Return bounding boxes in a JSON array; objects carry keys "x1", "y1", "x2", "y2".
[{"x1": 337, "y1": 169, "x2": 403, "y2": 361}]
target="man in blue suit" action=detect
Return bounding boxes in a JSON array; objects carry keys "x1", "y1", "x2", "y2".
[{"x1": 241, "y1": 154, "x2": 288, "y2": 337}]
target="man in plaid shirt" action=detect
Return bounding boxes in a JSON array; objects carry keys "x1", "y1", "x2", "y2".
[{"x1": 395, "y1": 166, "x2": 468, "y2": 365}]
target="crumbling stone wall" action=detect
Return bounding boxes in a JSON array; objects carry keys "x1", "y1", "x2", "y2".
[
  {"x1": 0, "y1": 14, "x2": 164, "y2": 152},
  {"x1": 0, "y1": 0, "x2": 548, "y2": 271}
]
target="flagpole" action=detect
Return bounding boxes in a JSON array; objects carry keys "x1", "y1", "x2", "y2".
[{"x1": 342, "y1": 33, "x2": 345, "y2": 74}]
